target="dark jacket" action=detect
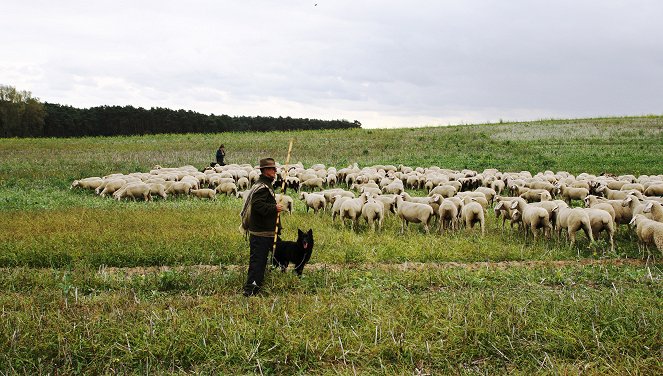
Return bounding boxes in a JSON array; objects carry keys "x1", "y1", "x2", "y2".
[{"x1": 248, "y1": 175, "x2": 278, "y2": 234}]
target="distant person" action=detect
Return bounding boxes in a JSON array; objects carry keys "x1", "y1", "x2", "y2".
[
  {"x1": 216, "y1": 144, "x2": 226, "y2": 166},
  {"x1": 242, "y1": 157, "x2": 283, "y2": 297}
]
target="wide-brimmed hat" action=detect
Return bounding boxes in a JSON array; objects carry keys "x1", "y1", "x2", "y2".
[{"x1": 258, "y1": 158, "x2": 277, "y2": 169}]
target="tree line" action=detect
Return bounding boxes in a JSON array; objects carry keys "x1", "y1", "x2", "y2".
[{"x1": 0, "y1": 85, "x2": 361, "y2": 138}]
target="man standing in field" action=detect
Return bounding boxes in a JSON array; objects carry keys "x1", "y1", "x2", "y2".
[{"x1": 242, "y1": 157, "x2": 283, "y2": 297}]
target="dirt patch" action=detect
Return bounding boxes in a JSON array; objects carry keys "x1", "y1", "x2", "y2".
[{"x1": 97, "y1": 258, "x2": 657, "y2": 277}]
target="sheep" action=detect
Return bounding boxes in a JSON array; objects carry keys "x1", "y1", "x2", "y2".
[
  {"x1": 215, "y1": 182, "x2": 238, "y2": 196},
  {"x1": 113, "y1": 182, "x2": 151, "y2": 201},
  {"x1": 584, "y1": 195, "x2": 632, "y2": 227},
  {"x1": 98, "y1": 179, "x2": 127, "y2": 197},
  {"x1": 490, "y1": 179, "x2": 506, "y2": 196},
  {"x1": 493, "y1": 198, "x2": 519, "y2": 230},
  {"x1": 428, "y1": 184, "x2": 457, "y2": 198},
  {"x1": 236, "y1": 177, "x2": 250, "y2": 190},
  {"x1": 394, "y1": 195, "x2": 434, "y2": 234},
  {"x1": 71, "y1": 177, "x2": 103, "y2": 190},
  {"x1": 331, "y1": 195, "x2": 353, "y2": 223},
  {"x1": 474, "y1": 187, "x2": 497, "y2": 204},
  {"x1": 459, "y1": 198, "x2": 485, "y2": 235},
  {"x1": 382, "y1": 181, "x2": 404, "y2": 195},
  {"x1": 556, "y1": 183, "x2": 590, "y2": 205},
  {"x1": 642, "y1": 201, "x2": 663, "y2": 222},
  {"x1": 621, "y1": 195, "x2": 648, "y2": 219},
  {"x1": 301, "y1": 177, "x2": 324, "y2": 191},
  {"x1": 510, "y1": 198, "x2": 552, "y2": 240},
  {"x1": 166, "y1": 181, "x2": 193, "y2": 196},
  {"x1": 190, "y1": 188, "x2": 216, "y2": 200},
  {"x1": 519, "y1": 189, "x2": 552, "y2": 203},
  {"x1": 437, "y1": 198, "x2": 459, "y2": 234},
  {"x1": 275, "y1": 194, "x2": 294, "y2": 214},
  {"x1": 596, "y1": 186, "x2": 643, "y2": 200},
  {"x1": 361, "y1": 186, "x2": 382, "y2": 196},
  {"x1": 620, "y1": 183, "x2": 645, "y2": 193},
  {"x1": 148, "y1": 183, "x2": 167, "y2": 199},
  {"x1": 462, "y1": 195, "x2": 488, "y2": 211},
  {"x1": 644, "y1": 184, "x2": 663, "y2": 197},
  {"x1": 361, "y1": 196, "x2": 385, "y2": 231},
  {"x1": 629, "y1": 214, "x2": 663, "y2": 257},
  {"x1": 299, "y1": 192, "x2": 326, "y2": 214},
  {"x1": 373, "y1": 194, "x2": 398, "y2": 215},
  {"x1": 339, "y1": 193, "x2": 369, "y2": 230},
  {"x1": 551, "y1": 206, "x2": 594, "y2": 251},
  {"x1": 583, "y1": 208, "x2": 616, "y2": 254}
]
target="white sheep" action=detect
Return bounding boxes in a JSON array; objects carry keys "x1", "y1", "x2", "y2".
[
  {"x1": 437, "y1": 198, "x2": 459, "y2": 234},
  {"x1": 236, "y1": 177, "x2": 250, "y2": 190},
  {"x1": 301, "y1": 177, "x2": 325, "y2": 191},
  {"x1": 71, "y1": 177, "x2": 103, "y2": 190},
  {"x1": 113, "y1": 182, "x2": 151, "y2": 201},
  {"x1": 394, "y1": 195, "x2": 434, "y2": 234},
  {"x1": 583, "y1": 208, "x2": 616, "y2": 254},
  {"x1": 299, "y1": 192, "x2": 326, "y2": 214},
  {"x1": 190, "y1": 188, "x2": 216, "y2": 200},
  {"x1": 510, "y1": 198, "x2": 552, "y2": 241},
  {"x1": 552, "y1": 206, "x2": 594, "y2": 251},
  {"x1": 556, "y1": 183, "x2": 590, "y2": 205},
  {"x1": 339, "y1": 193, "x2": 369, "y2": 230},
  {"x1": 148, "y1": 183, "x2": 167, "y2": 199},
  {"x1": 428, "y1": 184, "x2": 457, "y2": 198},
  {"x1": 519, "y1": 189, "x2": 552, "y2": 203},
  {"x1": 629, "y1": 214, "x2": 663, "y2": 257},
  {"x1": 460, "y1": 198, "x2": 485, "y2": 235},
  {"x1": 98, "y1": 179, "x2": 127, "y2": 197},
  {"x1": 331, "y1": 195, "x2": 353, "y2": 223},
  {"x1": 642, "y1": 201, "x2": 663, "y2": 222},
  {"x1": 361, "y1": 196, "x2": 385, "y2": 231},
  {"x1": 644, "y1": 184, "x2": 663, "y2": 197},
  {"x1": 166, "y1": 181, "x2": 193, "y2": 196},
  {"x1": 275, "y1": 194, "x2": 294, "y2": 214},
  {"x1": 215, "y1": 182, "x2": 238, "y2": 196}
]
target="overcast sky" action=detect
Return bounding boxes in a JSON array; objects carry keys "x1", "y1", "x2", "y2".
[{"x1": 2, "y1": 1, "x2": 662, "y2": 128}]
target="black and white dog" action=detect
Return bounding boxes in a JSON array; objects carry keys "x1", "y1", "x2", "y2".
[{"x1": 272, "y1": 229, "x2": 314, "y2": 276}]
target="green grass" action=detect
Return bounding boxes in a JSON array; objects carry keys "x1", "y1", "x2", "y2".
[{"x1": 1, "y1": 115, "x2": 662, "y2": 374}]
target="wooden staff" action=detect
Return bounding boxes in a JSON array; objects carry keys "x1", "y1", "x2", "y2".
[{"x1": 271, "y1": 139, "x2": 294, "y2": 259}]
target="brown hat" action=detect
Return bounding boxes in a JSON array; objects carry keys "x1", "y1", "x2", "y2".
[{"x1": 258, "y1": 158, "x2": 277, "y2": 169}]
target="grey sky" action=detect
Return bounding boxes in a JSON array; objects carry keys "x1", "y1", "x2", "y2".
[{"x1": 2, "y1": 1, "x2": 662, "y2": 128}]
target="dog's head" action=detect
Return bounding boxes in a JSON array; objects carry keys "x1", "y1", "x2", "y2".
[{"x1": 297, "y1": 229, "x2": 314, "y2": 252}]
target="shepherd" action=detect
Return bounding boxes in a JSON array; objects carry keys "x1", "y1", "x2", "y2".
[
  {"x1": 216, "y1": 144, "x2": 226, "y2": 166},
  {"x1": 242, "y1": 157, "x2": 284, "y2": 297}
]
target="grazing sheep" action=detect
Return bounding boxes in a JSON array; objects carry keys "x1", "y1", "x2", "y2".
[
  {"x1": 71, "y1": 177, "x2": 103, "y2": 190},
  {"x1": 556, "y1": 183, "x2": 590, "y2": 205},
  {"x1": 236, "y1": 177, "x2": 250, "y2": 190},
  {"x1": 98, "y1": 180, "x2": 127, "y2": 197},
  {"x1": 373, "y1": 194, "x2": 398, "y2": 215},
  {"x1": 331, "y1": 195, "x2": 353, "y2": 223},
  {"x1": 644, "y1": 184, "x2": 663, "y2": 197},
  {"x1": 394, "y1": 195, "x2": 434, "y2": 234},
  {"x1": 299, "y1": 192, "x2": 326, "y2": 214},
  {"x1": 510, "y1": 198, "x2": 552, "y2": 241},
  {"x1": 361, "y1": 186, "x2": 382, "y2": 196},
  {"x1": 382, "y1": 181, "x2": 405, "y2": 195},
  {"x1": 519, "y1": 189, "x2": 552, "y2": 203},
  {"x1": 629, "y1": 214, "x2": 663, "y2": 257},
  {"x1": 190, "y1": 188, "x2": 216, "y2": 200},
  {"x1": 215, "y1": 182, "x2": 238, "y2": 196},
  {"x1": 437, "y1": 198, "x2": 459, "y2": 234},
  {"x1": 275, "y1": 194, "x2": 294, "y2": 214},
  {"x1": 321, "y1": 189, "x2": 355, "y2": 209},
  {"x1": 620, "y1": 183, "x2": 645, "y2": 193},
  {"x1": 113, "y1": 183, "x2": 151, "y2": 201},
  {"x1": 361, "y1": 197, "x2": 385, "y2": 231},
  {"x1": 583, "y1": 208, "x2": 616, "y2": 254},
  {"x1": 428, "y1": 184, "x2": 457, "y2": 198},
  {"x1": 460, "y1": 198, "x2": 485, "y2": 235},
  {"x1": 301, "y1": 177, "x2": 324, "y2": 191},
  {"x1": 474, "y1": 187, "x2": 497, "y2": 205},
  {"x1": 166, "y1": 181, "x2": 193, "y2": 197},
  {"x1": 490, "y1": 179, "x2": 506, "y2": 196},
  {"x1": 552, "y1": 206, "x2": 594, "y2": 250},
  {"x1": 493, "y1": 198, "x2": 519, "y2": 230},
  {"x1": 596, "y1": 186, "x2": 643, "y2": 200},
  {"x1": 584, "y1": 195, "x2": 632, "y2": 227},
  {"x1": 463, "y1": 195, "x2": 488, "y2": 211},
  {"x1": 148, "y1": 183, "x2": 167, "y2": 199},
  {"x1": 642, "y1": 201, "x2": 663, "y2": 222}
]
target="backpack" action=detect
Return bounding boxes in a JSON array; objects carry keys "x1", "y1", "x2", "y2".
[{"x1": 239, "y1": 182, "x2": 268, "y2": 234}]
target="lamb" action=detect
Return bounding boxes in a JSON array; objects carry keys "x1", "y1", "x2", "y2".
[
  {"x1": 510, "y1": 198, "x2": 552, "y2": 240},
  {"x1": 394, "y1": 195, "x2": 434, "y2": 234},
  {"x1": 339, "y1": 193, "x2": 369, "y2": 230},
  {"x1": 551, "y1": 206, "x2": 594, "y2": 251},
  {"x1": 556, "y1": 183, "x2": 590, "y2": 205},
  {"x1": 459, "y1": 198, "x2": 485, "y2": 235},
  {"x1": 629, "y1": 214, "x2": 663, "y2": 257},
  {"x1": 642, "y1": 201, "x2": 663, "y2": 222},
  {"x1": 299, "y1": 192, "x2": 326, "y2": 214},
  {"x1": 190, "y1": 188, "x2": 216, "y2": 200},
  {"x1": 361, "y1": 196, "x2": 385, "y2": 231},
  {"x1": 113, "y1": 182, "x2": 151, "y2": 201},
  {"x1": 215, "y1": 182, "x2": 238, "y2": 196},
  {"x1": 71, "y1": 177, "x2": 103, "y2": 190},
  {"x1": 583, "y1": 208, "x2": 616, "y2": 254},
  {"x1": 437, "y1": 198, "x2": 459, "y2": 234},
  {"x1": 275, "y1": 194, "x2": 294, "y2": 214}
]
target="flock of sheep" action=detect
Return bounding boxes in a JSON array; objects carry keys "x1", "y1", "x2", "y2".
[{"x1": 71, "y1": 162, "x2": 663, "y2": 257}]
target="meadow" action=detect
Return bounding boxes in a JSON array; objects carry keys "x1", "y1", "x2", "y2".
[{"x1": 0, "y1": 116, "x2": 662, "y2": 374}]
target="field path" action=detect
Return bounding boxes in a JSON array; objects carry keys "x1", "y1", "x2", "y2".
[{"x1": 98, "y1": 258, "x2": 660, "y2": 277}]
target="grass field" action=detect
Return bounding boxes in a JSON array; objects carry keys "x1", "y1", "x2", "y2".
[{"x1": 0, "y1": 116, "x2": 662, "y2": 374}]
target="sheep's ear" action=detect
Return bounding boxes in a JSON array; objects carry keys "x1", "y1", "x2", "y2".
[
  {"x1": 644, "y1": 202, "x2": 653, "y2": 213},
  {"x1": 510, "y1": 201, "x2": 518, "y2": 209},
  {"x1": 495, "y1": 202, "x2": 503, "y2": 210}
]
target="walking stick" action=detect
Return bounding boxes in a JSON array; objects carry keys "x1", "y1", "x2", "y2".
[{"x1": 270, "y1": 139, "x2": 294, "y2": 265}]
